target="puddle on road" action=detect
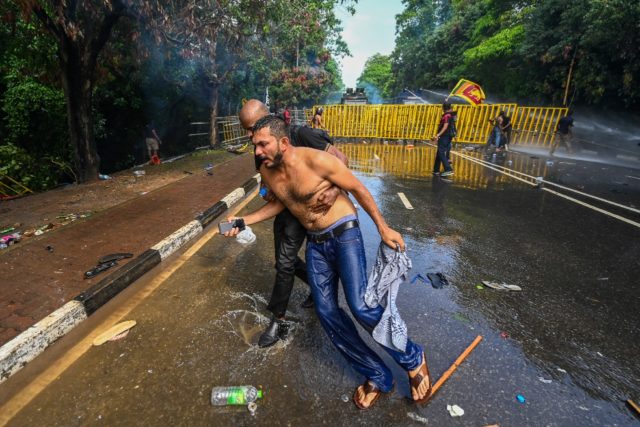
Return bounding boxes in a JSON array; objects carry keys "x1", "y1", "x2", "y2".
[{"x1": 212, "y1": 292, "x2": 302, "y2": 361}]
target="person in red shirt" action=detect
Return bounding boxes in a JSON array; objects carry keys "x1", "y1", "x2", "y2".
[
  {"x1": 431, "y1": 102, "x2": 455, "y2": 177},
  {"x1": 283, "y1": 106, "x2": 292, "y2": 126}
]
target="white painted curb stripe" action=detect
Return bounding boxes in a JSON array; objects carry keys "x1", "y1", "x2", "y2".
[
  {"x1": 151, "y1": 220, "x2": 204, "y2": 260},
  {"x1": 0, "y1": 176, "x2": 260, "y2": 384},
  {"x1": 398, "y1": 192, "x2": 414, "y2": 210},
  {"x1": 221, "y1": 188, "x2": 245, "y2": 207},
  {"x1": 0, "y1": 301, "x2": 87, "y2": 383}
]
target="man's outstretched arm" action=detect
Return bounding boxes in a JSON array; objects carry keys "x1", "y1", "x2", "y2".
[{"x1": 224, "y1": 198, "x2": 285, "y2": 236}]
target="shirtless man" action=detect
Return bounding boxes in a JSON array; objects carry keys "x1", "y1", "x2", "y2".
[{"x1": 226, "y1": 115, "x2": 432, "y2": 409}]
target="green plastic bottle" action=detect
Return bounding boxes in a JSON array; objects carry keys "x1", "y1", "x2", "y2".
[{"x1": 211, "y1": 386, "x2": 264, "y2": 406}]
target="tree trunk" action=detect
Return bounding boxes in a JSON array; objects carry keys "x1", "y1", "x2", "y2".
[
  {"x1": 59, "y1": 43, "x2": 100, "y2": 183},
  {"x1": 209, "y1": 83, "x2": 219, "y2": 147}
]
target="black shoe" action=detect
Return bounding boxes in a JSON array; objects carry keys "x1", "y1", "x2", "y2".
[
  {"x1": 258, "y1": 317, "x2": 284, "y2": 348},
  {"x1": 301, "y1": 293, "x2": 314, "y2": 309}
]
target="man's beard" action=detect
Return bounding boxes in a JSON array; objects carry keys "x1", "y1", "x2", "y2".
[{"x1": 264, "y1": 150, "x2": 283, "y2": 169}]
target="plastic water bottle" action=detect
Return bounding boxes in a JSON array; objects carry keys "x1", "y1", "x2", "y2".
[{"x1": 211, "y1": 386, "x2": 263, "y2": 406}]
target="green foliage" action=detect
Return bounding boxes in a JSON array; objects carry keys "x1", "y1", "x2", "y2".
[
  {"x1": 2, "y1": 79, "x2": 68, "y2": 152},
  {"x1": 392, "y1": 0, "x2": 640, "y2": 109},
  {"x1": 0, "y1": 143, "x2": 69, "y2": 191},
  {"x1": 357, "y1": 54, "x2": 395, "y2": 100}
]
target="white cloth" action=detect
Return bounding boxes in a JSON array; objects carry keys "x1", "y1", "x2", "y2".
[{"x1": 364, "y1": 242, "x2": 412, "y2": 352}]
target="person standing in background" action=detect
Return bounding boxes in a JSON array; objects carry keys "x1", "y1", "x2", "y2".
[
  {"x1": 549, "y1": 110, "x2": 574, "y2": 156},
  {"x1": 145, "y1": 121, "x2": 162, "y2": 163}
]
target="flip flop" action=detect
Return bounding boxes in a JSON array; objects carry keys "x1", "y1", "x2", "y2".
[
  {"x1": 353, "y1": 381, "x2": 390, "y2": 410},
  {"x1": 409, "y1": 352, "x2": 433, "y2": 405}
]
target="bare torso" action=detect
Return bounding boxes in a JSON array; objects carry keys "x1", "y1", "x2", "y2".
[{"x1": 262, "y1": 147, "x2": 355, "y2": 230}]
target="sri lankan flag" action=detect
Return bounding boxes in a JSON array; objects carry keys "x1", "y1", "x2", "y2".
[{"x1": 448, "y1": 79, "x2": 485, "y2": 106}]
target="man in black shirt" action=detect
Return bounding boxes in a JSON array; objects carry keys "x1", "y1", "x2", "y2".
[
  {"x1": 550, "y1": 110, "x2": 574, "y2": 156},
  {"x1": 238, "y1": 99, "x2": 347, "y2": 347}
]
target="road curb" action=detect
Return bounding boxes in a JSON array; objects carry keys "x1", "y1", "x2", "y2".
[{"x1": 0, "y1": 173, "x2": 261, "y2": 383}]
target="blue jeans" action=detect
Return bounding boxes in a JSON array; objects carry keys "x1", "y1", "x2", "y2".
[
  {"x1": 433, "y1": 134, "x2": 452, "y2": 173},
  {"x1": 306, "y1": 225, "x2": 423, "y2": 392}
]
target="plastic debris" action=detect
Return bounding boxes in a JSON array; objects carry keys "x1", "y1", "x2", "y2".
[
  {"x1": 0, "y1": 232, "x2": 21, "y2": 247},
  {"x1": 340, "y1": 394, "x2": 349, "y2": 403},
  {"x1": 597, "y1": 277, "x2": 609, "y2": 281},
  {"x1": 133, "y1": 170, "x2": 146, "y2": 177},
  {"x1": 247, "y1": 401, "x2": 257, "y2": 416},
  {"x1": 482, "y1": 281, "x2": 522, "y2": 291},
  {"x1": 516, "y1": 394, "x2": 526, "y2": 404},
  {"x1": 447, "y1": 404, "x2": 464, "y2": 417},
  {"x1": 236, "y1": 226, "x2": 256, "y2": 245},
  {"x1": 500, "y1": 331, "x2": 509, "y2": 339},
  {"x1": 98, "y1": 174, "x2": 112, "y2": 180},
  {"x1": 557, "y1": 368, "x2": 567, "y2": 373},
  {"x1": 407, "y1": 412, "x2": 428, "y2": 424},
  {"x1": 476, "y1": 284, "x2": 484, "y2": 289},
  {"x1": 538, "y1": 377, "x2": 552, "y2": 384},
  {"x1": 46, "y1": 245, "x2": 54, "y2": 252},
  {"x1": 204, "y1": 163, "x2": 213, "y2": 171},
  {"x1": 211, "y1": 386, "x2": 263, "y2": 406}
]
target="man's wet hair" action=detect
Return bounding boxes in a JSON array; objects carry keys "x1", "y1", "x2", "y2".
[
  {"x1": 252, "y1": 114, "x2": 289, "y2": 140},
  {"x1": 442, "y1": 101, "x2": 452, "y2": 110}
]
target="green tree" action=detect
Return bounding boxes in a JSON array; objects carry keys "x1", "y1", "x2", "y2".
[{"x1": 357, "y1": 54, "x2": 394, "y2": 101}]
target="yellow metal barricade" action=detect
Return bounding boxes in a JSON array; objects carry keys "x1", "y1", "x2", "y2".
[
  {"x1": 315, "y1": 104, "x2": 565, "y2": 146},
  {"x1": 0, "y1": 174, "x2": 33, "y2": 199},
  {"x1": 511, "y1": 106, "x2": 567, "y2": 147}
]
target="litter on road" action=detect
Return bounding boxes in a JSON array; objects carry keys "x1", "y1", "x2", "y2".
[
  {"x1": 447, "y1": 404, "x2": 465, "y2": 417},
  {"x1": 397, "y1": 192, "x2": 414, "y2": 210},
  {"x1": 427, "y1": 272, "x2": 449, "y2": 289},
  {"x1": 93, "y1": 320, "x2": 137, "y2": 346},
  {"x1": 482, "y1": 281, "x2": 522, "y2": 291}
]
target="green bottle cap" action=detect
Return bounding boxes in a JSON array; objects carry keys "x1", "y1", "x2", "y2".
[{"x1": 257, "y1": 389, "x2": 263, "y2": 399}]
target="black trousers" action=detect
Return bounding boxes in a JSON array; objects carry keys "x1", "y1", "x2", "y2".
[{"x1": 267, "y1": 209, "x2": 309, "y2": 317}]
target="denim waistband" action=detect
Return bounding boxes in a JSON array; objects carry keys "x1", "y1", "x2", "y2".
[{"x1": 308, "y1": 214, "x2": 358, "y2": 237}]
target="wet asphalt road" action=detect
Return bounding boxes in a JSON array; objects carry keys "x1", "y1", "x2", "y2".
[{"x1": 2, "y1": 145, "x2": 639, "y2": 426}]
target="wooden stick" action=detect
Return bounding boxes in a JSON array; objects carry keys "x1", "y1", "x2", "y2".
[
  {"x1": 627, "y1": 399, "x2": 640, "y2": 415},
  {"x1": 431, "y1": 335, "x2": 483, "y2": 395}
]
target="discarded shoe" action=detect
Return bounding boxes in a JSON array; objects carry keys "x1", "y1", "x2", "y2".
[
  {"x1": 258, "y1": 317, "x2": 285, "y2": 348},
  {"x1": 84, "y1": 260, "x2": 118, "y2": 279},
  {"x1": 301, "y1": 293, "x2": 314, "y2": 309},
  {"x1": 98, "y1": 252, "x2": 133, "y2": 264},
  {"x1": 481, "y1": 280, "x2": 522, "y2": 291}
]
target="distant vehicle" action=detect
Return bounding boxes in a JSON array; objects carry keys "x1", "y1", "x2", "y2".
[
  {"x1": 341, "y1": 87, "x2": 368, "y2": 105},
  {"x1": 395, "y1": 89, "x2": 425, "y2": 105}
]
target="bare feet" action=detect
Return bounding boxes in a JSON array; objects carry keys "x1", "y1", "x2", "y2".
[{"x1": 408, "y1": 352, "x2": 432, "y2": 402}]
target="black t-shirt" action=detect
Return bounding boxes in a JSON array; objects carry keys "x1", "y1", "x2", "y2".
[
  {"x1": 254, "y1": 125, "x2": 331, "y2": 170},
  {"x1": 557, "y1": 116, "x2": 574, "y2": 134}
]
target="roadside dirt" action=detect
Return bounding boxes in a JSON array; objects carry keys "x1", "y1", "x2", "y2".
[{"x1": 0, "y1": 149, "x2": 238, "y2": 241}]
